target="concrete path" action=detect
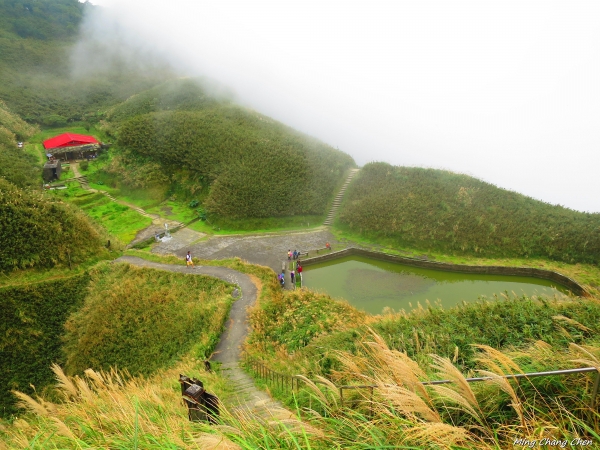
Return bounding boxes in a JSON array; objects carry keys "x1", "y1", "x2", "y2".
[
  {"x1": 115, "y1": 256, "x2": 288, "y2": 419},
  {"x1": 154, "y1": 229, "x2": 339, "y2": 274}
]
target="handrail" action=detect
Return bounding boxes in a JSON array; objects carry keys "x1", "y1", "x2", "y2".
[{"x1": 243, "y1": 354, "x2": 600, "y2": 411}]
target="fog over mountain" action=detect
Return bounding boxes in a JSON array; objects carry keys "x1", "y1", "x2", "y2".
[{"x1": 82, "y1": 0, "x2": 600, "y2": 213}]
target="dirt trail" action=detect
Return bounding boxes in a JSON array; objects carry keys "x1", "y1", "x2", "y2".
[{"x1": 115, "y1": 256, "x2": 287, "y2": 418}]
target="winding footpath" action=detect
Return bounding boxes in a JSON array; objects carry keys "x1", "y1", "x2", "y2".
[
  {"x1": 115, "y1": 256, "x2": 288, "y2": 419},
  {"x1": 107, "y1": 172, "x2": 364, "y2": 417}
]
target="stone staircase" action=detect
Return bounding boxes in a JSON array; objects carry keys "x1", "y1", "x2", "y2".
[{"x1": 323, "y1": 168, "x2": 359, "y2": 226}]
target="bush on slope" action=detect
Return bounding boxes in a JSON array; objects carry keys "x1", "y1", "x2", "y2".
[
  {"x1": 0, "y1": 273, "x2": 89, "y2": 417},
  {"x1": 0, "y1": 179, "x2": 107, "y2": 271},
  {"x1": 105, "y1": 77, "x2": 227, "y2": 126},
  {"x1": 62, "y1": 262, "x2": 234, "y2": 376},
  {"x1": 339, "y1": 162, "x2": 600, "y2": 264},
  {"x1": 0, "y1": 101, "x2": 40, "y2": 188},
  {"x1": 117, "y1": 108, "x2": 355, "y2": 218}
]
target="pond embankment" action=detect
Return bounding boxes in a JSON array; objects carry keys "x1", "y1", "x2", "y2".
[{"x1": 301, "y1": 247, "x2": 589, "y2": 297}]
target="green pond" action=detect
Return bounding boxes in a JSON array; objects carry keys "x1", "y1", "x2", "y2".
[{"x1": 303, "y1": 256, "x2": 571, "y2": 315}]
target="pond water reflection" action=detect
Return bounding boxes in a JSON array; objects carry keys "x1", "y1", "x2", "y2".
[{"x1": 303, "y1": 256, "x2": 570, "y2": 315}]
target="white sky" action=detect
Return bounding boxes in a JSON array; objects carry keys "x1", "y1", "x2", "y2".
[{"x1": 85, "y1": 0, "x2": 600, "y2": 213}]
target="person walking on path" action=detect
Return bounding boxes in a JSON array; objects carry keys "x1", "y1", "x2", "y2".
[
  {"x1": 186, "y1": 251, "x2": 194, "y2": 267},
  {"x1": 287, "y1": 250, "x2": 292, "y2": 260},
  {"x1": 290, "y1": 270, "x2": 295, "y2": 286}
]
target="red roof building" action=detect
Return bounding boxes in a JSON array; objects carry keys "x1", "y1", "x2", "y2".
[{"x1": 43, "y1": 133, "x2": 99, "y2": 150}]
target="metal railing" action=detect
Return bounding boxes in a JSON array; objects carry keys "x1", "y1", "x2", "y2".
[{"x1": 244, "y1": 354, "x2": 600, "y2": 414}]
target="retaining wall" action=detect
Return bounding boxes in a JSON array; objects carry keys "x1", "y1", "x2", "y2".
[{"x1": 301, "y1": 247, "x2": 590, "y2": 297}]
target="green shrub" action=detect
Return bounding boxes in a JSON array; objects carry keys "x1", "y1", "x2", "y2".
[
  {"x1": 339, "y1": 162, "x2": 600, "y2": 264},
  {"x1": 248, "y1": 288, "x2": 365, "y2": 355},
  {"x1": 0, "y1": 179, "x2": 108, "y2": 271},
  {"x1": 106, "y1": 77, "x2": 223, "y2": 124},
  {"x1": 42, "y1": 114, "x2": 67, "y2": 127},
  {"x1": 372, "y1": 295, "x2": 600, "y2": 370},
  {"x1": 0, "y1": 273, "x2": 90, "y2": 417},
  {"x1": 117, "y1": 108, "x2": 355, "y2": 218},
  {"x1": 62, "y1": 262, "x2": 235, "y2": 376}
]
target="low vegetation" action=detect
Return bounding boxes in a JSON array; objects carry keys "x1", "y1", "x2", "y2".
[
  {"x1": 0, "y1": 101, "x2": 39, "y2": 188},
  {"x1": 62, "y1": 262, "x2": 235, "y2": 376},
  {"x1": 248, "y1": 288, "x2": 366, "y2": 355},
  {"x1": 244, "y1": 284, "x2": 600, "y2": 447},
  {"x1": 0, "y1": 273, "x2": 90, "y2": 416},
  {"x1": 104, "y1": 77, "x2": 227, "y2": 126},
  {"x1": 0, "y1": 179, "x2": 109, "y2": 272},
  {"x1": 0, "y1": 0, "x2": 170, "y2": 125},
  {"x1": 114, "y1": 105, "x2": 355, "y2": 219},
  {"x1": 51, "y1": 184, "x2": 152, "y2": 244},
  {"x1": 339, "y1": 162, "x2": 600, "y2": 264}
]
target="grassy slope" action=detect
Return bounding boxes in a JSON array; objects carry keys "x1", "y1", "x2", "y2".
[
  {"x1": 48, "y1": 180, "x2": 152, "y2": 244},
  {"x1": 338, "y1": 162, "x2": 600, "y2": 264},
  {"x1": 239, "y1": 252, "x2": 600, "y2": 447},
  {"x1": 0, "y1": 0, "x2": 172, "y2": 125},
  {"x1": 62, "y1": 262, "x2": 234, "y2": 376},
  {"x1": 96, "y1": 78, "x2": 356, "y2": 225},
  {"x1": 0, "y1": 179, "x2": 110, "y2": 272},
  {"x1": 0, "y1": 273, "x2": 90, "y2": 417},
  {"x1": 0, "y1": 101, "x2": 39, "y2": 188},
  {"x1": 0, "y1": 259, "x2": 235, "y2": 419},
  {"x1": 3, "y1": 251, "x2": 599, "y2": 448}
]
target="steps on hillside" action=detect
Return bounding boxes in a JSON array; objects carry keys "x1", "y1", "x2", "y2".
[
  {"x1": 69, "y1": 175, "x2": 164, "y2": 221},
  {"x1": 68, "y1": 168, "x2": 186, "y2": 227},
  {"x1": 218, "y1": 362, "x2": 289, "y2": 420},
  {"x1": 323, "y1": 168, "x2": 359, "y2": 226}
]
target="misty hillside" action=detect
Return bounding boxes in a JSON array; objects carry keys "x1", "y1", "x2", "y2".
[
  {"x1": 0, "y1": 0, "x2": 170, "y2": 124},
  {"x1": 105, "y1": 78, "x2": 229, "y2": 126},
  {"x1": 339, "y1": 162, "x2": 600, "y2": 264},
  {"x1": 100, "y1": 79, "x2": 356, "y2": 219}
]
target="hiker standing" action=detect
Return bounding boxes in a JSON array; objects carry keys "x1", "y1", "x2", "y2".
[
  {"x1": 287, "y1": 249, "x2": 292, "y2": 260},
  {"x1": 290, "y1": 270, "x2": 295, "y2": 286},
  {"x1": 186, "y1": 251, "x2": 194, "y2": 267}
]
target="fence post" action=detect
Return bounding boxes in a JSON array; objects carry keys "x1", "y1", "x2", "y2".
[{"x1": 590, "y1": 369, "x2": 600, "y2": 409}]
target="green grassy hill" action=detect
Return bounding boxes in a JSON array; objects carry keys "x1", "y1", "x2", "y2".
[
  {"x1": 0, "y1": 178, "x2": 109, "y2": 272},
  {"x1": 0, "y1": 273, "x2": 90, "y2": 417},
  {"x1": 0, "y1": 0, "x2": 171, "y2": 125},
  {"x1": 105, "y1": 77, "x2": 227, "y2": 126},
  {"x1": 101, "y1": 79, "x2": 356, "y2": 220},
  {"x1": 0, "y1": 261, "x2": 234, "y2": 418},
  {"x1": 338, "y1": 163, "x2": 600, "y2": 264},
  {"x1": 62, "y1": 262, "x2": 234, "y2": 376},
  {"x1": 0, "y1": 100, "x2": 40, "y2": 187}
]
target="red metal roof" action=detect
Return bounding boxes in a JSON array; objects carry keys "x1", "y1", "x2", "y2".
[{"x1": 43, "y1": 133, "x2": 99, "y2": 149}]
